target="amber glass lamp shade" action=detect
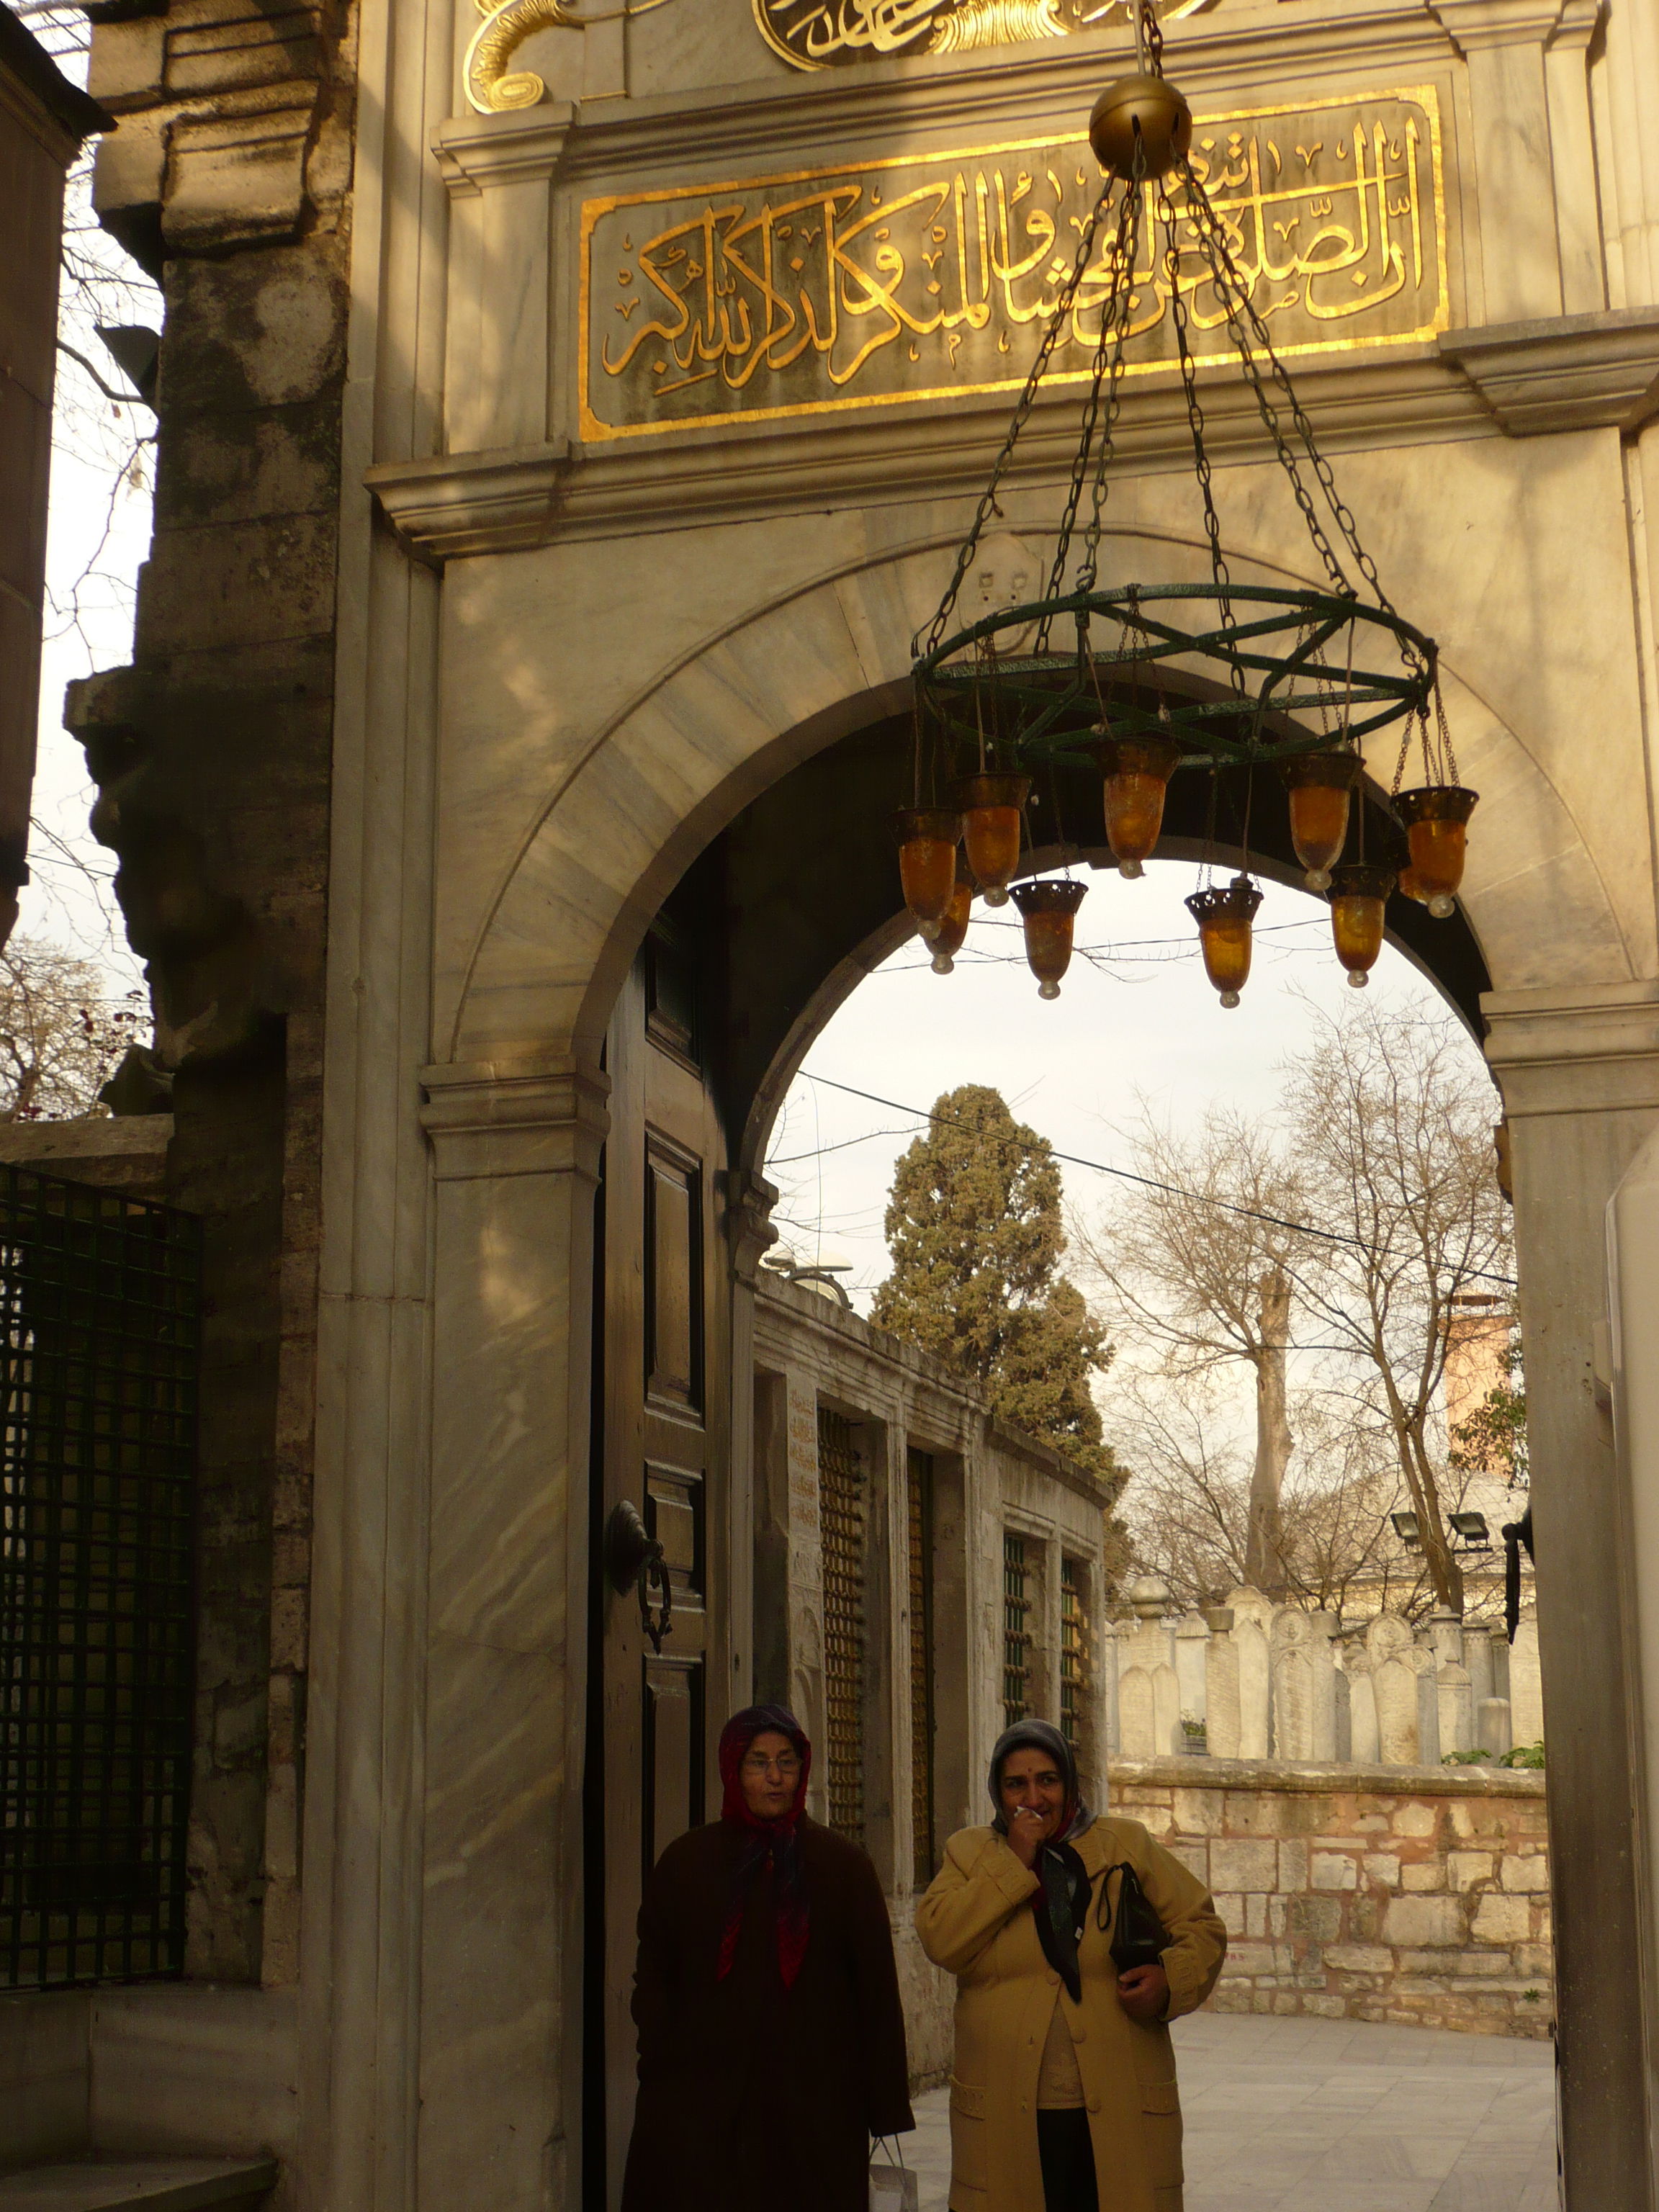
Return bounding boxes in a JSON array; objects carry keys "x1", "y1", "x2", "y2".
[
  {"x1": 1394, "y1": 786, "x2": 1478, "y2": 918},
  {"x1": 928, "y1": 877, "x2": 973, "y2": 974},
  {"x1": 1396, "y1": 865, "x2": 1430, "y2": 905},
  {"x1": 1328, "y1": 862, "x2": 1396, "y2": 989},
  {"x1": 1010, "y1": 878, "x2": 1087, "y2": 999},
  {"x1": 1280, "y1": 751, "x2": 1362, "y2": 890},
  {"x1": 892, "y1": 807, "x2": 963, "y2": 934},
  {"x1": 1097, "y1": 736, "x2": 1181, "y2": 878},
  {"x1": 1185, "y1": 874, "x2": 1263, "y2": 1008},
  {"x1": 953, "y1": 774, "x2": 1030, "y2": 906}
]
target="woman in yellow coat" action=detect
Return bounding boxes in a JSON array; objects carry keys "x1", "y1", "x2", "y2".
[{"x1": 917, "y1": 1720, "x2": 1226, "y2": 2212}]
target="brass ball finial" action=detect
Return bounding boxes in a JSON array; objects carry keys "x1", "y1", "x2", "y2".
[{"x1": 1089, "y1": 73, "x2": 1193, "y2": 180}]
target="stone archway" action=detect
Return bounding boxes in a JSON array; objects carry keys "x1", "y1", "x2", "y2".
[{"x1": 414, "y1": 514, "x2": 1647, "y2": 2211}]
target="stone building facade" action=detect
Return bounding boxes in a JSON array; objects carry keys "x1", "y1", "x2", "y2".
[
  {"x1": 17, "y1": 0, "x2": 1659, "y2": 2206},
  {"x1": 753, "y1": 1270, "x2": 1117, "y2": 2084}
]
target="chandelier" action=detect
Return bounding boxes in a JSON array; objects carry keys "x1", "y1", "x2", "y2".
[{"x1": 896, "y1": 4, "x2": 1475, "y2": 1008}]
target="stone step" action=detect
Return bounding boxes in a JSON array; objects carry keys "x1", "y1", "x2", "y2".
[{"x1": 0, "y1": 2162, "x2": 277, "y2": 2212}]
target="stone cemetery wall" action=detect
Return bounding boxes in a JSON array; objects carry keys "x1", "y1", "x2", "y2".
[
  {"x1": 1112, "y1": 1757, "x2": 1552, "y2": 2038},
  {"x1": 1104, "y1": 1577, "x2": 1545, "y2": 1770}
]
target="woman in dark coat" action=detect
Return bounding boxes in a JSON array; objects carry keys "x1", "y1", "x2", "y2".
[{"x1": 621, "y1": 1703, "x2": 914, "y2": 2212}]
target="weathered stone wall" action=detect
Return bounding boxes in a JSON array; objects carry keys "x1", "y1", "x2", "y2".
[
  {"x1": 1113, "y1": 1756, "x2": 1552, "y2": 2041},
  {"x1": 66, "y1": 0, "x2": 357, "y2": 1984}
]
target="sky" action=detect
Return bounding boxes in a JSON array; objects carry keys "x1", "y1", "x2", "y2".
[
  {"x1": 18, "y1": 0, "x2": 154, "y2": 993},
  {"x1": 762, "y1": 856, "x2": 1490, "y2": 1310}
]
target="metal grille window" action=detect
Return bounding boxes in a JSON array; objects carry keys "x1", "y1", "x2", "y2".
[
  {"x1": 907, "y1": 1449, "x2": 935, "y2": 1887},
  {"x1": 0, "y1": 1169, "x2": 200, "y2": 1991},
  {"x1": 1061, "y1": 1557, "x2": 1086, "y2": 1752},
  {"x1": 818, "y1": 1409, "x2": 866, "y2": 1845},
  {"x1": 1002, "y1": 1532, "x2": 1031, "y2": 1729}
]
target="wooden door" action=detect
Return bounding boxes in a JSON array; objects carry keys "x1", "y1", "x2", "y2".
[{"x1": 593, "y1": 927, "x2": 730, "y2": 2206}]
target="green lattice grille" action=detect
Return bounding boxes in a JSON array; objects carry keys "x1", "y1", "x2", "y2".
[
  {"x1": 0, "y1": 1167, "x2": 200, "y2": 1990},
  {"x1": 1002, "y1": 1533, "x2": 1030, "y2": 1729},
  {"x1": 1061, "y1": 1557, "x2": 1084, "y2": 1751},
  {"x1": 907, "y1": 1449, "x2": 935, "y2": 1887},
  {"x1": 818, "y1": 1408, "x2": 866, "y2": 1846}
]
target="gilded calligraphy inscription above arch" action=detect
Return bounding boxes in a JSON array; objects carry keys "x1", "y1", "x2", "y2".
[
  {"x1": 752, "y1": 0, "x2": 1208, "y2": 71},
  {"x1": 577, "y1": 88, "x2": 1449, "y2": 441}
]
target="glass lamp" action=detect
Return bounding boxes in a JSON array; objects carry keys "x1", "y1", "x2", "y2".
[
  {"x1": 892, "y1": 808, "x2": 962, "y2": 935},
  {"x1": 1095, "y1": 735, "x2": 1182, "y2": 878},
  {"x1": 1327, "y1": 862, "x2": 1396, "y2": 987},
  {"x1": 1185, "y1": 874, "x2": 1262, "y2": 1007},
  {"x1": 1010, "y1": 878, "x2": 1088, "y2": 998},
  {"x1": 1280, "y1": 751, "x2": 1362, "y2": 890},
  {"x1": 929, "y1": 877, "x2": 973, "y2": 974},
  {"x1": 1393, "y1": 786, "x2": 1478, "y2": 917},
  {"x1": 953, "y1": 774, "x2": 1030, "y2": 906}
]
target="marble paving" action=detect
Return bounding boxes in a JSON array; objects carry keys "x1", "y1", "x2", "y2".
[{"x1": 900, "y1": 2011, "x2": 1558, "y2": 2211}]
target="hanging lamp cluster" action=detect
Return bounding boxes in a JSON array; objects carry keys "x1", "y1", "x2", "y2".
[{"x1": 893, "y1": 1, "x2": 1476, "y2": 1008}]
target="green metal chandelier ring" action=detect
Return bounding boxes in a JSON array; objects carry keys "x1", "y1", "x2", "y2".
[{"x1": 912, "y1": 583, "x2": 1439, "y2": 772}]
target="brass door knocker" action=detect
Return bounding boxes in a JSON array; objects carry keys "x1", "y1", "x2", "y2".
[{"x1": 604, "y1": 1498, "x2": 675, "y2": 1654}]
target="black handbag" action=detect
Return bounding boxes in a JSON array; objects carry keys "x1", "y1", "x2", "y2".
[{"x1": 1098, "y1": 1859, "x2": 1169, "y2": 1974}]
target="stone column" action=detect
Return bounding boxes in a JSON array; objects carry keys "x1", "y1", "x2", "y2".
[
  {"x1": 416, "y1": 1059, "x2": 608, "y2": 2212},
  {"x1": 1431, "y1": 0, "x2": 1568, "y2": 323},
  {"x1": 1479, "y1": 1696, "x2": 1514, "y2": 1756},
  {"x1": 1465, "y1": 1625, "x2": 1497, "y2": 1708},
  {"x1": 1227, "y1": 1588, "x2": 1273, "y2": 1760},
  {"x1": 1369, "y1": 1614, "x2": 1419, "y2": 1764},
  {"x1": 433, "y1": 108, "x2": 572, "y2": 456},
  {"x1": 1509, "y1": 1607, "x2": 1547, "y2": 1748},
  {"x1": 1344, "y1": 1644, "x2": 1380, "y2": 1766},
  {"x1": 1203, "y1": 1608, "x2": 1239, "y2": 1759},
  {"x1": 1486, "y1": 982, "x2": 1659, "y2": 2209},
  {"x1": 1174, "y1": 1611, "x2": 1208, "y2": 1743},
  {"x1": 1439, "y1": 1661, "x2": 1476, "y2": 1755},
  {"x1": 1411, "y1": 1643, "x2": 1443, "y2": 1766}
]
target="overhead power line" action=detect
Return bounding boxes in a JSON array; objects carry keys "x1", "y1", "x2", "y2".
[{"x1": 792, "y1": 1069, "x2": 1519, "y2": 1290}]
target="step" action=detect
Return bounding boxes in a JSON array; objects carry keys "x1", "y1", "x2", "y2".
[{"x1": 0, "y1": 2162, "x2": 277, "y2": 2212}]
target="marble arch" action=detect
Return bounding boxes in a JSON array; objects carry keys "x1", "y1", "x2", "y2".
[{"x1": 449, "y1": 519, "x2": 1634, "y2": 1071}]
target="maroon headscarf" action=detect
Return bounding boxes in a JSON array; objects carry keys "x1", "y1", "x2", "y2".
[{"x1": 716, "y1": 1704, "x2": 812, "y2": 1989}]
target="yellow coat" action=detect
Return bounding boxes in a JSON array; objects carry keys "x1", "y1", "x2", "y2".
[{"x1": 915, "y1": 1816, "x2": 1227, "y2": 2212}]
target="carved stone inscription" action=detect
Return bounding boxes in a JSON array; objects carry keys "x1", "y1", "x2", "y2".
[{"x1": 578, "y1": 89, "x2": 1447, "y2": 442}]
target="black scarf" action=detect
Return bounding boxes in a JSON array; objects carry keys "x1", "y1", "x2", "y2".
[{"x1": 988, "y1": 1719, "x2": 1095, "y2": 2002}]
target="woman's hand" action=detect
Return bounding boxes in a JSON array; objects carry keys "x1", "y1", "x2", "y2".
[
  {"x1": 1005, "y1": 1807, "x2": 1046, "y2": 1869},
  {"x1": 1116, "y1": 1963, "x2": 1170, "y2": 2025}
]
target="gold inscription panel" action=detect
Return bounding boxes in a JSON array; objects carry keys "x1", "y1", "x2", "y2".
[{"x1": 578, "y1": 89, "x2": 1448, "y2": 442}]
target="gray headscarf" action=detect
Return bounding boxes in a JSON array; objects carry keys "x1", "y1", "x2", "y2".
[
  {"x1": 988, "y1": 1719, "x2": 1097, "y2": 1999},
  {"x1": 988, "y1": 1718, "x2": 1096, "y2": 1843}
]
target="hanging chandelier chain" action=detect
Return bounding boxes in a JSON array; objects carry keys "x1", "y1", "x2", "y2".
[
  {"x1": 1165, "y1": 204, "x2": 1246, "y2": 698},
  {"x1": 1140, "y1": 0, "x2": 1164, "y2": 74},
  {"x1": 1177, "y1": 166, "x2": 1411, "y2": 655},
  {"x1": 917, "y1": 186, "x2": 1116, "y2": 660},
  {"x1": 1066, "y1": 181, "x2": 1144, "y2": 608},
  {"x1": 1175, "y1": 171, "x2": 1352, "y2": 601}
]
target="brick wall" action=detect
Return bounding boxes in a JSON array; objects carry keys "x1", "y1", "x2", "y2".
[{"x1": 1112, "y1": 1755, "x2": 1552, "y2": 2040}]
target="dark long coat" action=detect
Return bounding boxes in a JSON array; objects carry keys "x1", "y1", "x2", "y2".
[{"x1": 620, "y1": 1815, "x2": 915, "y2": 2212}]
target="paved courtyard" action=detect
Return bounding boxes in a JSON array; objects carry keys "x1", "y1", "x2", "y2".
[{"x1": 902, "y1": 2011, "x2": 1557, "y2": 2211}]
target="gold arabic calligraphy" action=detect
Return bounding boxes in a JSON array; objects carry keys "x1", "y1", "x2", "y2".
[{"x1": 579, "y1": 92, "x2": 1447, "y2": 441}]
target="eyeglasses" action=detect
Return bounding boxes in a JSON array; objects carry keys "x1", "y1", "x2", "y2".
[{"x1": 741, "y1": 1754, "x2": 802, "y2": 1778}]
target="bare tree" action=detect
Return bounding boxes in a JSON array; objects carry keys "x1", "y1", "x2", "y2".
[
  {"x1": 1285, "y1": 1002, "x2": 1512, "y2": 1612},
  {"x1": 1113, "y1": 1364, "x2": 1432, "y2": 1615},
  {"x1": 0, "y1": 935, "x2": 145, "y2": 1119},
  {"x1": 1072, "y1": 1114, "x2": 1303, "y2": 1594},
  {"x1": 1082, "y1": 999, "x2": 1512, "y2": 1616}
]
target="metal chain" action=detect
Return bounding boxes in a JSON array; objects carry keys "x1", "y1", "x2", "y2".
[
  {"x1": 1177, "y1": 163, "x2": 1410, "y2": 652},
  {"x1": 1141, "y1": 0, "x2": 1164, "y2": 74},
  {"x1": 1165, "y1": 199, "x2": 1246, "y2": 696},
  {"x1": 1174, "y1": 170, "x2": 1352, "y2": 601},
  {"x1": 1046, "y1": 176, "x2": 1143, "y2": 637},
  {"x1": 1434, "y1": 676, "x2": 1460, "y2": 784},
  {"x1": 917, "y1": 184, "x2": 1117, "y2": 660}
]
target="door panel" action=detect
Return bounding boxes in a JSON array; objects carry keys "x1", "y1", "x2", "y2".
[{"x1": 596, "y1": 947, "x2": 729, "y2": 2206}]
